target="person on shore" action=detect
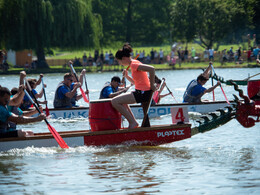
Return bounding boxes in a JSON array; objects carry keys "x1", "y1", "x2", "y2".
[
  {"x1": 53, "y1": 73, "x2": 82, "y2": 108},
  {"x1": 112, "y1": 43, "x2": 156, "y2": 129},
  {"x1": 151, "y1": 76, "x2": 172, "y2": 105},
  {"x1": 0, "y1": 86, "x2": 46, "y2": 138},
  {"x1": 183, "y1": 63, "x2": 220, "y2": 103},
  {"x1": 99, "y1": 76, "x2": 131, "y2": 99}
]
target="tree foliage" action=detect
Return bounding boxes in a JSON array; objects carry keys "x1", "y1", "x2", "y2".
[
  {"x1": 93, "y1": 0, "x2": 172, "y2": 46},
  {"x1": 0, "y1": 0, "x2": 101, "y2": 67},
  {"x1": 0, "y1": 0, "x2": 258, "y2": 67},
  {"x1": 171, "y1": 0, "x2": 255, "y2": 49}
]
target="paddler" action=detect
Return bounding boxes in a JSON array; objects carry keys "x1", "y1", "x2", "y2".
[
  {"x1": 99, "y1": 76, "x2": 131, "y2": 99},
  {"x1": 183, "y1": 62, "x2": 221, "y2": 103},
  {"x1": 20, "y1": 74, "x2": 47, "y2": 110},
  {"x1": 112, "y1": 43, "x2": 156, "y2": 129},
  {"x1": 0, "y1": 86, "x2": 46, "y2": 138},
  {"x1": 151, "y1": 76, "x2": 172, "y2": 105},
  {"x1": 53, "y1": 73, "x2": 87, "y2": 108},
  {"x1": 68, "y1": 63, "x2": 89, "y2": 106}
]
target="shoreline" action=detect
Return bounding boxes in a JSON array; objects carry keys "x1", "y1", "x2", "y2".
[{"x1": 0, "y1": 63, "x2": 259, "y2": 75}]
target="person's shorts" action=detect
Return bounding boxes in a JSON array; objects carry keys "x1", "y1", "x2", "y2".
[{"x1": 133, "y1": 89, "x2": 153, "y2": 103}]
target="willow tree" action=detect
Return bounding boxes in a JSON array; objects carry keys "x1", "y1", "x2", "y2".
[
  {"x1": 1, "y1": 0, "x2": 53, "y2": 67},
  {"x1": 1, "y1": 0, "x2": 102, "y2": 68},
  {"x1": 51, "y1": 0, "x2": 102, "y2": 49}
]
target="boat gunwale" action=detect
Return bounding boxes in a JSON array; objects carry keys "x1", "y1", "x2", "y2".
[
  {"x1": 45, "y1": 101, "x2": 234, "y2": 111},
  {"x1": 0, "y1": 123, "x2": 191, "y2": 142}
]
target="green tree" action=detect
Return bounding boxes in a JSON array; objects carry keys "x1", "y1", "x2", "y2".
[
  {"x1": 0, "y1": 0, "x2": 102, "y2": 68},
  {"x1": 93, "y1": 0, "x2": 172, "y2": 46},
  {"x1": 171, "y1": 0, "x2": 255, "y2": 49}
]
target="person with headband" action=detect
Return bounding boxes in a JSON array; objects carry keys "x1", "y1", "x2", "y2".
[{"x1": 112, "y1": 43, "x2": 156, "y2": 129}]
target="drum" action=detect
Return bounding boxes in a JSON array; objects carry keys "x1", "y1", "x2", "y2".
[{"x1": 89, "y1": 99, "x2": 121, "y2": 131}]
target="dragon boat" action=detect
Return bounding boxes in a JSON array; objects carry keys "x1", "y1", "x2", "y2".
[
  {"x1": 44, "y1": 101, "x2": 232, "y2": 119},
  {"x1": 0, "y1": 98, "x2": 236, "y2": 152},
  {"x1": 1, "y1": 79, "x2": 259, "y2": 152}
]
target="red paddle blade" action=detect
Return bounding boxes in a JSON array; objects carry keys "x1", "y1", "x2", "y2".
[
  {"x1": 45, "y1": 106, "x2": 50, "y2": 116},
  {"x1": 212, "y1": 91, "x2": 215, "y2": 101},
  {"x1": 171, "y1": 94, "x2": 178, "y2": 103},
  {"x1": 47, "y1": 124, "x2": 69, "y2": 149},
  {"x1": 220, "y1": 86, "x2": 230, "y2": 105},
  {"x1": 80, "y1": 87, "x2": 89, "y2": 103}
]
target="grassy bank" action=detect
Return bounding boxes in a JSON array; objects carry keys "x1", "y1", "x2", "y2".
[{"x1": 1, "y1": 61, "x2": 257, "y2": 75}]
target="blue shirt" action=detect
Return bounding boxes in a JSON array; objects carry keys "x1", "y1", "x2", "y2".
[
  {"x1": 0, "y1": 105, "x2": 12, "y2": 132},
  {"x1": 8, "y1": 95, "x2": 23, "y2": 116},
  {"x1": 102, "y1": 86, "x2": 118, "y2": 98},
  {"x1": 23, "y1": 89, "x2": 38, "y2": 109},
  {"x1": 191, "y1": 84, "x2": 206, "y2": 97},
  {"x1": 253, "y1": 48, "x2": 260, "y2": 57},
  {"x1": 57, "y1": 85, "x2": 70, "y2": 99}
]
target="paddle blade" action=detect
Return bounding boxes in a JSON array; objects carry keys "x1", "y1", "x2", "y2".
[
  {"x1": 45, "y1": 106, "x2": 50, "y2": 116},
  {"x1": 80, "y1": 87, "x2": 89, "y2": 103},
  {"x1": 220, "y1": 86, "x2": 230, "y2": 105},
  {"x1": 47, "y1": 124, "x2": 69, "y2": 149}
]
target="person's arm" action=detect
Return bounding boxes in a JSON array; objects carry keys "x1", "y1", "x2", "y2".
[
  {"x1": 123, "y1": 69, "x2": 135, "y2": 85},
  {"x1": 202, "y1": 63, "x2": 212, "y2": 79},
  {"x1": 8, "y1": 113, "x2": 46, "y2": 124},
  {"x1": 64, "y1": 83, "x2": 81, "y2": 98},
  {"x1": 137, "y1": 64, "x2": 156, "y2": 91},
  {"x1": 19, "y1": 71, "x2": 26, "y2": 86},
  {"x1": 204, "y1": 81, "x2": 221, "y2": 93},
  {"x1": 159, "y1": 93, "x2": 171, "y2": 99},
  {"x1": 108, "y1": 88, "x2": 128, "y2": 98},
  {"x1": 79, "y1": 69, "x2": 86, "y2": 84},
  {"x1": 22, "y1": 106, "x2": 43, "y2": 117},
  {"x1": 9, "y1": 85, "x2": 25, "y2": 106},
  {"x1": 75, "y1": 90, "x2": 89, "y2": 101},
  {"x1": 35, "y1": 74, "x2": 43, "y2": 86},
  {"x1": 34, "y1": 89, "x2": 44, "y2": 99}
]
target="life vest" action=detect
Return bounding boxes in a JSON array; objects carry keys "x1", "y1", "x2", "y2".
[
  {"x1": 53, "y1": 82, "x2": 72, "y2": 108},
  {"x1": 183, "y1": 80, "x2": 204, "y2": 103},
  {"x1": 99, "y1": 82, "x2": 117, "y2": 99},
  {"x1": 70, "y1": 83, "x2": 78, "y2": 106}
]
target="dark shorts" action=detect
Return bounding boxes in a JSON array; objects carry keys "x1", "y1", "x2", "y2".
[
  {"x1": 133, "y1": 89, "x2": 153, "y2": 103},
  {"x1": 0, "y1": 130, "x2": 18, "y2": 138}
]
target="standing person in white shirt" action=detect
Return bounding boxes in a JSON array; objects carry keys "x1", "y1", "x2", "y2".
[
  {"x1": 104, "y1": 51, "x2": 109, "y2": 65},
  {"x1": 159, "y1": 49, "x2": 164, "y2": 64},
  {"x1": 209, "y1": 48, "x2": 214, "y2": 61}
]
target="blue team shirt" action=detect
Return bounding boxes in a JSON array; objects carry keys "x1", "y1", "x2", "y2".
[
  {"x1": 102, "y1": 86, "x2": 118, "y2": 98},
  {"x1": 7, "y1": 95, "x2": 23, "y2": 116},
  {"x1": 23, "y1": 89, "x2": 38, "y2": 109},
  {"x1": 191, "y1": 84, "x2": 206, "y2": 96},
  {"x1": 57, "y1": 85, "x2": 70, "y2": 99},
  {"x1": 0, "y1": 105, "x2": 12, "y2": 132}
]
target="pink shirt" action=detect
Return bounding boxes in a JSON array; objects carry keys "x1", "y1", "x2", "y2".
[{"x1": 130, "y1": 60, "x2": 150, "y2": 91}]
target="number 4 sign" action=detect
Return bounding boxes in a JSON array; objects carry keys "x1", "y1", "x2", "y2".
[{"x1": 171, "y1": 107, "x2": 189, "y2": 124}]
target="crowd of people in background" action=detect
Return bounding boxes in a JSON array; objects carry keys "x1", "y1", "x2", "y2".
[
  {"x1": 1, "y1": 35, "x2": 259, "y2": 73},
  {"x1": 71, "y1": 44, "x2": 259, "y2": 70}
]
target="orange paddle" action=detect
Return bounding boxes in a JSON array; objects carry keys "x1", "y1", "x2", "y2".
[
  {"x1": 69, "y1": 63, "x2": 89, "y2": 103},
  {"x1": 24, "y1": 89, "x2": 69, "y2": 149}
]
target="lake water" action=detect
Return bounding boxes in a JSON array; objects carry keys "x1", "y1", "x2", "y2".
[{"x1": 0, "y1": 68, "x2": 260, "y2": 194}]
